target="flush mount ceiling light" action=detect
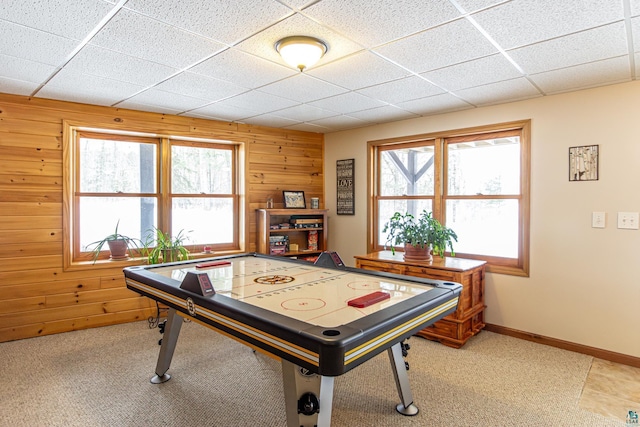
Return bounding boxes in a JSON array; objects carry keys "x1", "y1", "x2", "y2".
[{"x1": 275, "y1": 36, "x2": 328, "y2": 72}]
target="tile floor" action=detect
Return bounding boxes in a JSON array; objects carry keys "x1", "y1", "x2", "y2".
[{"x1": 579, "y1": 358, "x2": 640, "y2": 423}]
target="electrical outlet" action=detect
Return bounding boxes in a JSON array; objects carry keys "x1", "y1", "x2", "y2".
[
  {"x1": 592, "y1": 212, "x2": 606, "y2": 228},
  {"x1": 617, "y1": 212, "x2": 639, "y2": 230}
]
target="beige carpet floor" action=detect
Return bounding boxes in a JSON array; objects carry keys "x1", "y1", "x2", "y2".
[{"x1": 0, "y1": 321, "x2": 627, "y2": 426}]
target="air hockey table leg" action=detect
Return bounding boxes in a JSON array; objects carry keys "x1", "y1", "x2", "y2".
[
  {"x1": 151, "y1": 308, "x2": 184, "y2": 384},
  {"x1": 281, "y1": 359, "x2": 335, "y2": 427},
  {"x1": 388, "y1": 342, "x2": 419, "y2": 416}
]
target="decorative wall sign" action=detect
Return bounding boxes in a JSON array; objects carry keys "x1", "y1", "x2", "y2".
[
  {"x1": 569, "y1": 145, "x2": 599, "y2": 181},
  {"x1": 336, "y1": 159, "x2": 354, "y2": 215}
]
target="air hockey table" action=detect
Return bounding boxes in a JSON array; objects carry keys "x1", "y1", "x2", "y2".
[{"x1": 123, "y1": 253, "x2": 462, "y2": 427}]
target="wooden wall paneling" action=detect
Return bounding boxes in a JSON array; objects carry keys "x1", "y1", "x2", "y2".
[
  {"x1": 0, "y1": 216, "x2": 61, "y2": 230},
  {"x1": 0, "y1": 159, "x2": 62, "y2": 177},
  {"x1": 0, "y1": 308, "x2": 156, "y2": 342},
  {"x1": 0, "y1": 202, "x2": 60, "y2": 216},
  {"x1": 0, "y1": 255, "x2": 62, "y2": 272},
  {"x1": 100, "y1": 275, "x2": 127, "y2": 289},
  {"x1": 0, "y1": 117, "x2": 62, "y2": 137},
  {"x1": 45, "y1": 287, "x2": 140, "y2": 308},
  {"x1": 0, "y1": 92, "x2": 324, "y2": 343},
  {"x1": 0, "y1": 296, "x2": 45, "y2": 314},
  {"x1": 0, "y1": 277, "x2": 102, "y2": 299},
  {"x1": 0, "y1": 145, "x2": 62, "y2": 163},
  {"x1": 0, "y1": 242, "x2": 61, "y2": 258},
  {"x1": 0, "y1": 133, "x2": 62, "y2": 150},
  {"x1": 0, "y1": 229, "x2": 62, "y2": 245},
  {"x1": 0, "y1": 187, "x2": 63, "y2": 203},
  {"x1": 0, "y1": 297, "x2": 150, "y2": 329}
]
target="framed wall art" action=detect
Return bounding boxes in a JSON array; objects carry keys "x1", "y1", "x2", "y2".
[
  {"x1": 283, "y1": 191, "x2": 306, "y2": 208},
  {"x1": 569, "y1": 145, "x2": 598, "y2": 181},
  {"x1": 336, "y1": 159, "x2": 355, "y2": 215}
]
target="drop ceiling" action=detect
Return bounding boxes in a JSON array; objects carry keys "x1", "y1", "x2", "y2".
[{"x1": 1, "y1": 0, "x2": 639, "y2": 133}]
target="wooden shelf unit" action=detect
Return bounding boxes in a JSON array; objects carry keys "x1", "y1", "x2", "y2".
[
  {"x1": 256, "y1": 209, "x2": 328, "y2": 258},
  {"x1": 354, "y1": 250, "x2": 486, "y2": 348}
]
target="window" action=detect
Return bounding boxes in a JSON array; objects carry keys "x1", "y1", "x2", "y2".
[
  {"x1": 370, "y1": 121, "x2": 530, "y2": 276},
  {"x1": 64, "y1": 126, "x2": 242, "y2": 267}
]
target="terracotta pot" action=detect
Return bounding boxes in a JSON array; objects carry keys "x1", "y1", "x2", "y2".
[
  {"x1": 403, "y1": 243, "x2": 432, "y2": 262},
  {"x1": 107, "y1": 239, "x2": 129, "y2": 260}
]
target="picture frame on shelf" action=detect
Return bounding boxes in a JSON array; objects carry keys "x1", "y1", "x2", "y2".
[{"x1": 283, "y1": 190, "x2": 306, "y2": 208}]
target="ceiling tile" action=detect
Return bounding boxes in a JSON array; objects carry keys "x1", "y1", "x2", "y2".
[
  {"x1": 306, "y1": 51, "x2": 409, "y2": 90},
  {"x1": 395, "y1": 93, "x2": 472, "y2": 115},
  {"x1": 308, "y1": 92, "x2": 387, "y2": 114},
  {"x1": 186, "y1": 103, "x2": 258, "y2": 122},
  {"x1": 221, "y1": 90, "x2": 299, "y2": 114},
  {"x1": 304, "y1": 0, "x2": 461, "y2": 47},
  {"x1": 0, "y1": 53, "x2": 56, "y2": 83},
  {"x1": 453, "y1": 77, "x2": 541, "y2": 106},
  {"x1": 283, "y1": 122, "x2": 330, "y2": 133},
  {"x1": 0, "y1": 76, "x2": 40, "y2": 96},
  {"x1": 258, "y1": 73, "x2": 347, "y2": 103},
  {"x1": 269, "y1": 103, "x2": 337, "y2": 121},
  {"x1": 38, "y1": 69, "x2": 146, "y2": 106},
  {"x1": 0, "y1": 20, "x2": 78, "y2": 66},
  {"x1": 124, "y1": 0, "x2": 292, "y2": 45},
  {"x1": 189, "y1": 48, "x2": 296, "y2": 89},
  {"x1": 118, "y1": 88, "x2": 211, "y2": 112},
  {"x1": 374, "y1": 18, "x2": 498, "y2": 73},
  {"x1": 154, "y1": 72, "x2": 247, "y2": 102},
  {"x1": 115, "y1": 100, "x2": 184, "y2": 115},
  {"x1": 347, "y1": 105, "x2": 419, "y2": 123},
  {"x1": 632, "y1": 0, "x2": 640, "y2": 17},
  {"x1": 454, "y1": 0, "x2": 509, "y2": 13},
  {"x1": 631, "y1": 16, "x2": 640, "y2": 52},
  {"x1": 356, "y1": 76, "x2": 444, "y2": 104},
  {"x1": 64, "y1": 45, "x2": 178, "y2": 86},
  {"x1": 421, "y1": 54, "x2": 522, "y2": 92},
  {"x1": 89, "y1": 9, "x2": 226, "y2": 69},
  {"x1": 309, "y1": 114, "x2": 372, "y2": 131},
  {"x1": 240, "y1": 114, "x2": 300, "y2": 128},
  {"x1": 508, "y1": 22, "x2": 628, "y2": 75},
  {"x1": 235, "y1": 13, "x2": 363, "y2": 70},
  {"x1": 473, "y1": 0, "x2": 623, "y2": 49},
  {"x1": 278, "y1": 0, "x2": 317, "y2": 10},
  {"x1": 0, "y1": 0, "x2": 114, "y2": 40},
  {"x1": 529, "y1": 56, "x2": 631, "y2": 94}
]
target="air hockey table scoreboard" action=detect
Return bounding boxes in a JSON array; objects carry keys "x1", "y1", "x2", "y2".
[{"x1": 124, "y1": 253, "x2": 462, "y2": 427}]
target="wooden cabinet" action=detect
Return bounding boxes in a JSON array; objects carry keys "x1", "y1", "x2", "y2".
[
  {"x1": 354, "y1": 251, "x2": 486, "y2": 348},
  {"x1": 256, "y1": 209, "x2": 328, "y2": 259}
]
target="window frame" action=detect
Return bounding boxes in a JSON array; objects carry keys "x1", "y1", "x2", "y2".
[
  {"x1": 63, "y1": 122, "x2": 244, "y2": 270},
  {"x1": 368, "y1": 120, "x2": 530, "y2": 276},
  {"x1": 167, "y1": 138, "x2": 240, "y2": 252}
]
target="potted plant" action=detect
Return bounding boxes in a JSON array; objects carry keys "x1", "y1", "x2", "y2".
[
  {"x1": 430, "y1": 218, "x2": 458, "y2": 258},
  {"x1": 85, "y1": 220, "x2": 141, "y2": 263},
  {"x1": 382, "y1": 210, "x2": 457, "y2": 261},
  {"x1": 143, "y1": 228, "x2": 191, "y2": 264}
]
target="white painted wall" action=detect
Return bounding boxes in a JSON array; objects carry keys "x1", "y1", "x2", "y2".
[{"x1": 324, "y1": 80, "x2": 640, "y2": 358}]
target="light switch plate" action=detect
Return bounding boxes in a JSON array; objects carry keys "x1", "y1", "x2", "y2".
[
  {"x1": 617, "y1": 212, "x2": 639, "y2": 229},
  {"x1": 592, "y1": 212, "x2": 606, "y2": 228}
]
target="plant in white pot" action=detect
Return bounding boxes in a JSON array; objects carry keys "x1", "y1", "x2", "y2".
[
  {"x1": 382, "y1": 210, "x2": 457, "y2": 262},
  {"x1": 86, "y1": 220, "x2": 141, "y2": 263}
]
